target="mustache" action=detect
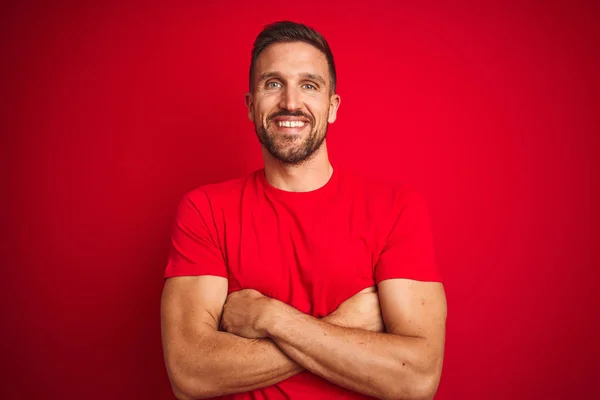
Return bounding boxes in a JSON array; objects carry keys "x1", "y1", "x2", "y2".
[{"x1": 267, "y1": 110, "x2": 313, "y2": 123}]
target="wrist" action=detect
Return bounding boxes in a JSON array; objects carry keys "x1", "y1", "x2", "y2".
[
  {"x1": 255, "y1": 296, "x2": 281, "y2": 337},
  {"x1": 258, "y1": 298, "x2": 299, "y2": 339}
]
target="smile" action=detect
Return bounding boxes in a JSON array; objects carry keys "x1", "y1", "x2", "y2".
[{"x1": 276, "y1": 120, "x2": 306, "y2": 128}]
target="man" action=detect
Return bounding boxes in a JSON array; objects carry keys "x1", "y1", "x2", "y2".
[{"x1": 161, "y1": 21, "x2": 447, "y2": 400}]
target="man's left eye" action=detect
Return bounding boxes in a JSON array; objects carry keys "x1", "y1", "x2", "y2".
[{"x1": 303, "y1": 84, "x2": 316, "y2": 90}]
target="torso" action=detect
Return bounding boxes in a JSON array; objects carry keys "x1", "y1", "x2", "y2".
[{"x1": 198, "y1": 167, "x2": 399, "y2": 399}]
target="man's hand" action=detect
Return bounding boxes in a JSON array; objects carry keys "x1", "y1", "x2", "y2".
[
  {"x1": 325, "y1": 286, "x2": 385, "y2": 332},
  {"x1": 262, "y1": 280, "x2": 446, "y2": 400},
  {"x1": 221, "y1": 289, "x2": 272, "y2": 339},
  {"x1": 222, "y1": 286, "x2": 385, "y2": 339}
]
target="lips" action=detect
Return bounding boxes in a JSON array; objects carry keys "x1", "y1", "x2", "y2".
[
  {"x1": 269, "y1": 114, "x2": 311, "y2": 132},
  {"x1": 275, "y1": 120, "x2": 307, "y2": 128}
]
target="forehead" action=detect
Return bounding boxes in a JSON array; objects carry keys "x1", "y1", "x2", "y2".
[{"x1": 255, "y1": 41, "x2": 329, "y2": 79}]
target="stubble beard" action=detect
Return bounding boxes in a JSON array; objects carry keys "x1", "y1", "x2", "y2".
[{"x1": 255, "y1": 116, "x2": 328, "y2": 165}]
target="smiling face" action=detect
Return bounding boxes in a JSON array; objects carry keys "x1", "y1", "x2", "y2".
[{"x1": 245, "y1": 41, "x2": 340, "y2": 165}]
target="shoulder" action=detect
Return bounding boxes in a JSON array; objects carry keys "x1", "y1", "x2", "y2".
[
  {"x1": 173, "y1": 171, "x2": 259, "y2": 233},
  {"x1": 183, "y1": 170, "x2": 260, "y2": 209},
  {"x1": 336, "y1": 167, "x2": 433, "y2": 236},
  {"x1": 337, "y1": 166, "x2": 424, "y2": 207}
]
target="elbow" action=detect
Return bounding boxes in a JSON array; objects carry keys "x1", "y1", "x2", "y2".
[
  {"x1": 408, "y1": 367, "x2": 442, "y2": 400},
  {"x1": 168, "y1": 375, "x2": 200, "y2": 400},
  {"x1": 171, "y1": 385, "x2": 195, "y2": 400},
  {"x1": 385, "y1": 364, "x2": 442, "y2": 400},
  {"x1": 386, "y1": 378, "x2": 439, "y2": 400},
  {"x1": 166, "y1": 362, "x2": 216, "y2": 400},
  {"x1": 169, "y1": 375, "x2": 216, "y2": 400},
  {"x1": 408, "y1": 377, "x2": 439, "y2": 400}
]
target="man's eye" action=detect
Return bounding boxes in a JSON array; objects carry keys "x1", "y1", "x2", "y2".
[
  {"x1": 267, "y1": 82, "x2": 282, "y2": 88},
  {"x1": 303, "y1": 84, "x2": 316, "y2": 90}
]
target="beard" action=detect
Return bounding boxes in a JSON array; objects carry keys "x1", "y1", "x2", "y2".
[{"x1": 254, "y1": 110, "x2": 328, "y2": 165}]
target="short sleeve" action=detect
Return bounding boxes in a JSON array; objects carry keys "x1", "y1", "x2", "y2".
[
  {"x1": 375, "y1": 188, "x2": 442, "y2": 283},
  {"x1": 164, "y1": 190, "x2": 227, "y2": 279}
]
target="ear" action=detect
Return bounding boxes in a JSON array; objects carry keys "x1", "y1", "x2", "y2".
[
  {"x1": 327, "y1": 93, "x2": 341, "y2": 123},
  {"x1": 244, "y1": 92, "x2": 254, "y2": 122}
]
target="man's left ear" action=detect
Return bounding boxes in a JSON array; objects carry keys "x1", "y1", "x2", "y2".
[
  {"x1": 328, "y1": 94, "x2": 341, "y2": 123},
  {"x1": 244, "y1": 92, "x2": 254, "y2": 122}
]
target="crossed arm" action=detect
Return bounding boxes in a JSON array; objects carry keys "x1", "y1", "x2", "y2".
[
  {"x1": 161, "y1": 276, "x2": 446, "y2": 400},
  {"x1": 161, "y1": 276, "x2": 302, "y2": 399}
]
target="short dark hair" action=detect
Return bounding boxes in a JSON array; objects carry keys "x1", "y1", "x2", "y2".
[{"x1": 249, "y1": 21, "x2": 337, "y2": 93}]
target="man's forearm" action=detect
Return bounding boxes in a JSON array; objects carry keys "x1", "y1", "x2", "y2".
[
  {"x1": 174, "y1": 314, "x2": 345, "y2": 399},
  {"x1": 264, "y1": 303, "x2": 438, "y2": 400},
  {"x1": 173, "y1": 331, "x2": 301, "y2": 399}
]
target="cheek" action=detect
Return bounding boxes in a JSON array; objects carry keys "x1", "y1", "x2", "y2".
[
  {"x1": 305, "y1": 98, "x2": 329, "y2": 121},
  {"x1": 314, "y1": 109, "x2": 330, "y2": 126},
  {"x1": 256, "y1": 98, "x2": 278, "y2": 122}
]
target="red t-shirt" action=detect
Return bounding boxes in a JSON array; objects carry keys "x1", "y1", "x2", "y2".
[{"x1": 164, "y1": 166, "x2": 442, "y2": 399}]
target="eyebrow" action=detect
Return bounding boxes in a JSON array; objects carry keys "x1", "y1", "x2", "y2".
[
  {"x1": 258, "y1": 72, "x2": 327, "y2": 86},
  {"x1": 300, "y1": 73, "x2": 326, "y2": 86},
  {"x1": 257, "y1": 72, "x2": 280, "y2": 83}
]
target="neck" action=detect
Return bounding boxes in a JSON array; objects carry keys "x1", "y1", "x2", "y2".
[{"x1": 262, "y1": 141, "x2": 333, "y2": 192}]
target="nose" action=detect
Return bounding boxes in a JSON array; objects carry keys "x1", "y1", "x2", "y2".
[{"x1": 279, "y1": 85, "x2": 301, "y2": 111}]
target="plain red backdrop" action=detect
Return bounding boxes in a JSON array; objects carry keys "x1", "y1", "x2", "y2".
[{"x1": 2, "y1": 1, "x2": 598, "y2": 399}]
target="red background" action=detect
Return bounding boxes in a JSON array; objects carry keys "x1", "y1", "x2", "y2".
[{"x1": 2, "y1": 1, "x2": 598, "y2": 399}]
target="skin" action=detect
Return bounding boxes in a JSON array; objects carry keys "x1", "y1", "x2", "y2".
[
  {"x1": 244, "y1": 41, "x2": 340, "y2": 192},
  {"x1": 222, "y1": 282, "x2": 446, "y2": 400},
  {"x1": 162, "y1": 41, "x2": 447, "y2": 400},
  {"x1": 161, "y1": 278, "x2": 384, "y2": 399}
]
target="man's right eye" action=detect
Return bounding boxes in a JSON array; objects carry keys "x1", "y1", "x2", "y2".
[{"x1": 267, "y1": 82, "x2": 282, "y2": 88}]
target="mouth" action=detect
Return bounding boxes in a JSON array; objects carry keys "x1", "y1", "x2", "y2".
[
  {"x1": 270, "y1": 117, "x2": 310, "y2": 133},
  {"x1": 275, "y1": 120, "x2": 307, "y2": 128}
]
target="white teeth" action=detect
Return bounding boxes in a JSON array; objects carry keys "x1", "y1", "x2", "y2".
[{"x1": 277, "y1": 120, "x2": 306, "y2": 128}]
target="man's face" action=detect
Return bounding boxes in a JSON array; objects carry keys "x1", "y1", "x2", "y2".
[{"x1": 245, "y1": 41, "x2": 340, "y2": 165}]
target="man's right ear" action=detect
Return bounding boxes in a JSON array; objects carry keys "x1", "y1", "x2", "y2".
[{"x1": 244, "y1": 92, "x2": 254, "y2": 122}]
